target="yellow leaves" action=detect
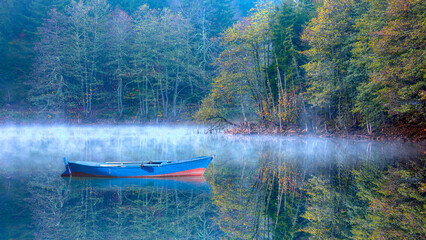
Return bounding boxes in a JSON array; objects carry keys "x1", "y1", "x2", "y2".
[
  {"x1": 303, "y1": 0, "x2": 355, "y2": 51},
  {"x1": 261, "y1": 100, "x2": 269, "y2": 115},
  {"x1": 222, "y1": 1, "x2": 272, "y2": 51},
  {"x1": 420, "y1": 182, "x2": 426, "y2": 194}
]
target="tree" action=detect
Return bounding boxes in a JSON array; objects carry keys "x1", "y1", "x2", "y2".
[
  {"x1": 132, "y1": 5, "x2": 202, "y2": 121},
  {"x1": 29, "y1": 8, "x2": 68, "y2": 117},
  {"x1": 196, "y1": 2, "x2": 275, "y2": 123},
  {"x1": 269, "y1": 0, "x2": 313, "y2": 128},
  {"x1": 209, "y1": 0, "x2": 234, "y2": 37},
  {"x1": 302, "y1": 0, "x2": 359, "y2": 130},
  {"x1": 65, "y1": 0, "x2": 110, "y2": 120},
  {"x1": 355, "y1": 0, "x2": 426, "y2": 130},
  {"x1": 106, "y1": 8, "x2": 133, "y2": 119}
]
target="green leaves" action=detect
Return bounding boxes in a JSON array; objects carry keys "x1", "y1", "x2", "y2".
[
  {"x1": 354, "y1": 0, "x2": 426, "y2": 129},
  {"x1": 302, "y1": 0, "x2": 360, "y2": 128},
  {"x1": 197, "y1": 1, "x2": 313, "y2": 126},
  {"x1": 197, "y1": 2, "x2": 274, "y2": 123}
]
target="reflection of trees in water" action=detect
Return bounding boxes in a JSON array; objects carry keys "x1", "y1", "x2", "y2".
[
  {"x1": 27, "y1": 176, "x2": 220, "y2": 239},
  {"x1": 121, "y1": 187, "x2": 219, "y2": 239},
  {"x1": 28, "y1": 175, "x2": 72, "y2": 239},
  {"x1": 28, "y1": 176, "x2": 108, "y2": 239},
  {"x1": 211, "y1": 168, "x2": 271, "y2": 239},
  {"x1": 24, "y1": 144, "x2": 425, "y2": 239},
  {"x1": 210, "y1": 150, "x2": 313, "y2": 239},
  {"x1": 210, "y1": 148, "x2": 425, "y2": 239},
  {"x1": 260, "y1": 159, "x2": 308, "y2": 239},
  {"x1": 209, "y1": 153, "x2": 307, "y2": 239},
  {"x1": 301, "y1": 158, "x2": 426, "y2": 240},
  {"x1": 210, "y1": 154, "x2": 291, "y2": 239},
  {"x1": 351, "y1": 160, "x2": 426, "y2": 239}
]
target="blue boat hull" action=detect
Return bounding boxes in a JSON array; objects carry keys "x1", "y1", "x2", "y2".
[{"x1": 61, "y1": 156, "x2": 213, "y2": 178}]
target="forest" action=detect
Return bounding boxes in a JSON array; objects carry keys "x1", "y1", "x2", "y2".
[{"x1": 0, "y1": 0, "x2": 424, "y2": 138}]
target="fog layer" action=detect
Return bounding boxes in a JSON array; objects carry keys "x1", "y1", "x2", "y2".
[{"x1": 0, "y1": 125, "x2": 422, "y2": 177}]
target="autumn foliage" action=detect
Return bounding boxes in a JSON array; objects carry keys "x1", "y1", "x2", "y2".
[{"x1": 197, "y1": 0, "x2": 425, "y2": 138}]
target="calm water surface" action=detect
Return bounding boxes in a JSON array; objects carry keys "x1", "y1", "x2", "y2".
[{"x1": 0, "y1": 126, "x2": 424, "y2": 239}]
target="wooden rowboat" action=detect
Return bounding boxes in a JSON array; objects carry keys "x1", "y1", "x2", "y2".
[{"x1": 61, "y1": 155, "x2": 214, "y2": 178}]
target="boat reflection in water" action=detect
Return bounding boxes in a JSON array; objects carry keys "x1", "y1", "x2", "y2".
[
  {"x1": 64, "y1": 175, "x2": 211, "y2": 192},
  {"x1": 28, "y1": 174, "x2": 218, "y2": 239}
]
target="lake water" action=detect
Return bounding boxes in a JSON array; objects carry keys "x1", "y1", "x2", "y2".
[{"x1": 0, "y1": 126, "x2": 424, "y2": 239}]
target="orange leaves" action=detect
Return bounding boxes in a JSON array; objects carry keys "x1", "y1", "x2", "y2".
[
  {"x1": 276, "y1": 164, "x2": 300, "y2": 194},
  {"x1": 387, "y1": 0, "x2": 411, "y2": 15},
  {"x1": 276, "y1": 91, "x2": 299, "y2": 124},
  {"x1": 257, "y1": 161, "x2": 301, "y2": 194}
]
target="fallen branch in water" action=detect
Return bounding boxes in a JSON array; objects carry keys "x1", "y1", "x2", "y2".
[{"x1": 204, "y1": 116, "x2": 240, "y2": 133}]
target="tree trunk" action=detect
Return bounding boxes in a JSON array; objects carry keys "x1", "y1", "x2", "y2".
[{"x1": 173, "y1": 66, "x2": 179, "y2": 117}]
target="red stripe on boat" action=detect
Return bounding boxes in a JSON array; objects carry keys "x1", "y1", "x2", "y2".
[{"x1": 61, "y1": 168, "x2": 206, "y2": 178}]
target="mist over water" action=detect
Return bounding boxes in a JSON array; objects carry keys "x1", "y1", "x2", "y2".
[
  {"x1": 0, "y1": 125, "x2": 424, "y2": 239},
  {"x1": 0, "y1": 125, "x2": 420, "y2": 174}
]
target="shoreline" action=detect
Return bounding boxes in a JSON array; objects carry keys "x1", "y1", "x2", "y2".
[
  {"x1": 222, "y1": 122, "x2": 426, "y2": 143},
  {"x1": 0, "y1": 114, "x2": 424, "y2": 143}
]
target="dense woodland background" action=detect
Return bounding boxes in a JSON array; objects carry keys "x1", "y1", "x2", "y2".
[{"x1": 0, "y1": 0, "x2": 424, "y2": 137}]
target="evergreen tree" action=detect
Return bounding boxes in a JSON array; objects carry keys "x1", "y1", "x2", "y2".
[
  {"x1": 209, "y1": 0, "x2": 234, "y2": 37},
  {"x1": 269, "y1": 0, "x2": 313, "y2": 127},
  {"x1": 23, "y1": 0, "x2": 68, "y2": 41},
  {"x1": 236, "y1": 0, "x2": 255, "y2": 17},
  {"x1": 0, "y1": 0, "x2": 33, "y2": 105}
]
